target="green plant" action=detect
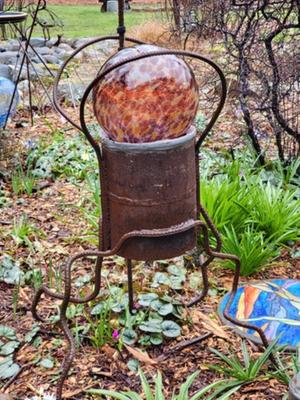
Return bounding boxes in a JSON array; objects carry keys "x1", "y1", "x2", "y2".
[
  {"x1": 249, "y1": 183, "x2": 300, "y2": 245},
  {"x1": 87, "y1": 282, "x2": 183, "y2": 348},
  {"x1": 0, "y1": 255, "x2": 24, "y2": 285},
  {"x1": 87, "y1": 368, "x2": 201, "y2": 400},
  {"x1": 10, "y1": 215, "x2": 42, "y2": 250},
  {"x1": 11, "y1": 165, "x2": 37, "y2": 196},
  {"x1": 29, "y1": 131, "x2": 97, "y2": 181},
  {"x1": 221, "y1": 226, "x2": 278, "y2": 276},
  {"x1": 195, "y1": 339, "x2": 279, "y2": 399},
  {"x1": 87, "y1": 302, "x2": 114, "y2": 348}
]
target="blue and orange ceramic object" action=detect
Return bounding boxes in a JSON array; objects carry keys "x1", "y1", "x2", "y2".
[{"x1": 219, "y1": 279, "x2": 300, "y2": 349}]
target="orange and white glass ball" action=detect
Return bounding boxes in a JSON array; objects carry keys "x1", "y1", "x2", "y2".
[{"x1": 93, "y1": 45, "x2": 199, "y2": 143}]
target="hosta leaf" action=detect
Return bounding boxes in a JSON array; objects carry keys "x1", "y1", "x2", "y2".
[{"x1": 161, "y1": 321, "x2": 181, "y2": 338}]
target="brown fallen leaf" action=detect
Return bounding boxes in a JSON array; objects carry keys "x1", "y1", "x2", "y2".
[
  {"x1": 0, "y1": 395, "x2": 15, "y2": 400},
  {"x1": 192, "y1": 310, "x2": 230, "y2": 340},
  {"x1": 124, "y1": 344, "x2": 157, "y2": 365}
]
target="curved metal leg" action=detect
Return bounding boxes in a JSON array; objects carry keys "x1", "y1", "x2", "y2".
[
  {"x1": 32, "y1": 254, "x2": 104, "y2": 400},
  {"x1": 127, "y1": 259, "x2": 134, "y2": 314},
  {"x1": 199, "y1": 221, "x2": 278, "y2": 367},
  {"x1": 186, "y1": 204, "x2": 222, "y2": 307}
]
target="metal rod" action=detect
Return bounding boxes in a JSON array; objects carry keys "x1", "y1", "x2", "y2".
[
  {"x1": 117, "y1": 0, "x2": 125, "y2": 50},
  {"x1": 127, "y1": 259, "x2": 134, "y2": 313},
  {"x1": 3, "y1": 0, "x2": 43, "y2": 129}
]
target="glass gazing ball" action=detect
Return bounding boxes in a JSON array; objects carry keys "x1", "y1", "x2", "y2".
[
  {"x1": 93, "y1": 45, "x2": 199, "y2": 143},
  {"x1": 0, "y1": 77, "x2": 18, "y2": 128}
]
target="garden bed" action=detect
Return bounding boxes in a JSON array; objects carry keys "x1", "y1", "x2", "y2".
[{"x1": 0, "y1": 105, "x2": 299, "y2": 399}]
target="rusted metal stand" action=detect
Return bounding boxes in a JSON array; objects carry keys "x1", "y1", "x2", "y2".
[{"x1": 31, "y1": 1, "x2": 277, "y2": 399}]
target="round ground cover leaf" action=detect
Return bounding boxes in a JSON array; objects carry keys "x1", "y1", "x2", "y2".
[
  {"x1": 0, "y1": 255, "x2": 23, "y2": 285},
  {"x1": 0, "y1": 356, "x2": 20, "y2": 379},
  {"x1": 167, "y1": 265, "x2": 186, "y2": 277},
  {"x1": 0, "y1": 341, "x2": 19, "y2": 356},
  {"x1": 0, "y1": 325, "x2": 17, "y2": 340},
  {"x1": 150, "y1": 300, "x2": 174, "y2": 316},
  {"x1": 139, "y1": 319, "x2": 162, "y2": 333},
  {"x1": 122, "y1": 328, "x2": 137, "y2": 345},
  {"x1": 151, "y1": 272, "x2": 171, "y2": 288},
  {"x1": 91, "y1": 303, "x2": 105, "y2": 315},
  {"x1": 40, "y1": 358, "x2": 54, "y2": 369},
  {"x1": 161, "y1": 321, "x2": 181, "y2": 337},
  {"x1": 138, "y1": 293, "x2": 159, "y2": 307},
  {"x1": 150, "y1": 333, "x2": 163, "y2": 345}
]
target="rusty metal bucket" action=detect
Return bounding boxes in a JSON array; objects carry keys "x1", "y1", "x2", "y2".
[{"x1": 100, "y1": 126, "x2": 198, "y2": 260}]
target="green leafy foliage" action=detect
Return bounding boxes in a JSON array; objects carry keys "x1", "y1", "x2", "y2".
[
  {"x1": 11, "y1": 165, "x2": 37, "y2": 196},
  {"x1": 10, "y1": 215, "x2": 43, "y2": 251},
  {"x1": 0, "y1": 325, "x2": 20, "y2": 379},
  {"x1": 87, "y1": 368, "x2": 200, "y2": 400},
  {"x1": 86, "y1": 284, "x2": 183, "y2": 349},
  {"x1": 200, "y1": 151, "x2": 300, "y2": 276},
  {"x1": 0, "y1": 255, "x2": 24, "y2": 285},
  {"x1": 29, "y1": 131, "x2": 97, "y2": 181}
]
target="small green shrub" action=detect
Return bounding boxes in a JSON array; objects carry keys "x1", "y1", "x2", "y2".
[
  {"x1": 11, "y1": 166, "x2": 37, "y2": 196},
  {"x1": 221, "y1": 226, "x2": 278, "y2": 276},
  {"x1": 87, "y1": 368, "x2": 201, "y2": 400},
  {"x1": 200, "y1": 152, "x2": 300, "y2": 276}
]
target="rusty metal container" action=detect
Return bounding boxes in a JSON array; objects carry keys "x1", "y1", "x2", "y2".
[{"x1": 100, "y1": 126, "x2": 198, "y2": 260}]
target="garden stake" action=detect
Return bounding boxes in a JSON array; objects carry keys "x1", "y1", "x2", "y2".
[{"x1": 32, "y1": 1, "x2": 279, "y2": 398}]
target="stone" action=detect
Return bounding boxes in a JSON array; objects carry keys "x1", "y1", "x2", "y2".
[
  {"x1": 29, "y1": 37, "x2": 46, "y2": 48},
  {"x1": 0, "y1": 64, "x2": 11, "y2": 79},
  {"x1": 43, "y1": 54, "x2": 61, "y2": 65},
  {"x1": 45, "y1": 38, "x2": 57, "y2": 48},
  {"x1": 7, "y1": 39, "x2": 20, "y2": 52},
  {"x1": 58, "y1": 82, "x2": 86, "y2": 104},
  {"x1": 0, "y1": 51, "x2": 19, "y2": 65},
  {"x1": 73, "y1": 38, "x2": 93, "y2": 49},
  {"x1": 106, "y1": 0, "x2": 118, "y2": 12},
  {"x1": 58, "y1": 43, "x2": 73, "y2": 52},
  {"x1": 35, "y1": 46, "x2": 53, "y2": 56},
  {"x1": 17, "y1": 79, "x2": 31, "y2": 98},
  {"x1": 57, "y1": 50, "x2": 75, "y2": 62}
]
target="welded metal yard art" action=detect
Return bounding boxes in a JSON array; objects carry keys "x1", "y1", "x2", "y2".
[{"x1": 31, "y1": 1, "x2": 280, "y2": 398}]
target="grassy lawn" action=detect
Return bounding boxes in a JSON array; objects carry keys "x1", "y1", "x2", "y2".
[{"x1": 33, "y1": 6, "x2": 157, "y2": 38}]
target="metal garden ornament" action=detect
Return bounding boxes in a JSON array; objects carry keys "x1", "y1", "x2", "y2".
[{"x1": 32, "y1": 1, "x2": 280, "y2": 398}]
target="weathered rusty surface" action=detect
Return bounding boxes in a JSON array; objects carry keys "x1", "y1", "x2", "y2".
[{"x1": 100, "y1": 127, "x2": 197, "y2": 260}]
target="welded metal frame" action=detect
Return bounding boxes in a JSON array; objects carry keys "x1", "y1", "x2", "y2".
[{"x1": 31, "y1": 2, "x2": 277, "y2": 398}]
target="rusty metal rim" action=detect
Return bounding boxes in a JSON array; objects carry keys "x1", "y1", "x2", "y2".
[
  {"x1": 100, "y1": 125, "x2": 196, "y2": 152},
  {"x1": 79, "y1": 48, "x2": 227, "y2": 157}
]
